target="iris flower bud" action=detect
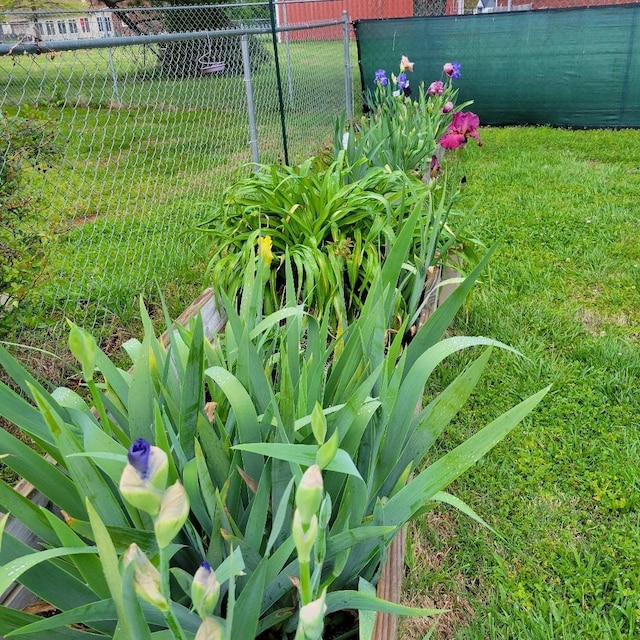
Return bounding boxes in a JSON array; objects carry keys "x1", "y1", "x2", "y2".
[
  {"x1": 292, "y1": 509, "x2": 318, "y2": 564},
  {"x1": 154, "y1": 480, "x2": 190, "y2": 548},
  {"x1": 123, "y1": 543, "x2": 169, "y2": 613},
  {"x1": 67, "y1": 321, "x2": 98, "y2": 382},
  {"x1": 298, "y1": 590, "x2": 327, "y2": 640},
  {"x1": 310, "y1": 403, "x2": 326, "y2": 445},
  {"x1": 191, "y1": 561, "x2": 221, "y2": 618},
  {"x1": 315, "y1": 431, "x2": 339, "y2": 470},
  {"x1": 195, "y1": 616, "x2": 224, "y2": 640},
  {"x1": 295, "y1": 465, "x2": 323, "y2": 527},
  {"x1": 119, "y1": 439, "x2": 169, "y2": 516}
]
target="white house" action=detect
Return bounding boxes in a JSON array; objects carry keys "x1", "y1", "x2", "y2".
[{"x1": 1, "y1": 9, "x2": 116, "y2": 43}]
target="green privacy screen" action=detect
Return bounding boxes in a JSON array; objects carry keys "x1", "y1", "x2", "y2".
[{"x1": 354, "y1": 4, "x2": 640, "y2": 128}]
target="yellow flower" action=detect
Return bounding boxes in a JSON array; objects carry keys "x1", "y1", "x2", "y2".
[{"x1": 257, "y1": 235, "x2": 274, "y2": 267}]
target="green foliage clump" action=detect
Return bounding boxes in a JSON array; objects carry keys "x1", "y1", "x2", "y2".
[
  {"x1": 0, "y1": 228, "x2": 548, "y2": 638},
  {"x1": 0, "y1": 112, "x2": 56, "y2": 331}
]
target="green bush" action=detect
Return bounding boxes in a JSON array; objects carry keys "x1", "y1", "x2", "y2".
[
  {"x1": 0, "y1": 112, "x2": 56, "y2": 331},
  {"x1": 199, "y1": 152, "x2": 471, "y2": 332}
]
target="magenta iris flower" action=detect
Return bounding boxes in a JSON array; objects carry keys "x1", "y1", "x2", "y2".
[
  {"x1": 439, "y1": 111, "x2": 482, "y2": 149},
  {"x1": 427, "y1": 81, "x2": 444, "y2": 96},
  {"x1": 443, "y1": 62, "x2": 461, "y2": 79},
  {"x1": 442, "y1": 101, "x2": 454, "y2": 113},
  {"x1": 128, "y1": 438, "x2": 151, "y2": 479},
  {"x1": 374, "y1": 69, "x2": 388, "y2": 86}
]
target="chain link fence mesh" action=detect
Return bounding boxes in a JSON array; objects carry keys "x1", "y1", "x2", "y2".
[
  {"x1": 0, "y1": 2, "x2": 377, "y2": 365},
  {"x1": 3, "y1": 0, "x2": 622, "y2": 367}
]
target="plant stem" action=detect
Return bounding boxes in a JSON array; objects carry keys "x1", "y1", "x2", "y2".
[
  {"x1": 158, "y1": 545, "x2": 187, "y2": 640},
  {"x1": 164, "y1": 605, "x2": 188, "y2": 640},
  {"x1": 299, "y1": 558, "x2": 312, "y2": 605}
]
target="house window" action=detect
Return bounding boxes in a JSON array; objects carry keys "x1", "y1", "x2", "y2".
[
  {"x1": 45, "y1": 21, "x2": 55, "y2": 35},
  {"x1": 68, "y1": 20, "x2": 78, "y2": 34},
  {"x1": 97, "y1": 16, "x2": 112, "y2": 32},
  {"x1": 79, "y1": 17, "x2": 90, "y2": 33},
  {"x1": 57, "y1": 20, "x2": 67, "y2": 34}
]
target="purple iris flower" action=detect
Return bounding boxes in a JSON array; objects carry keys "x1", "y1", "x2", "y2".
[
  {"x1": 201, "y1": 560, "x2": 211, "y2": 571},
  {"x1": 397, "y1": 73, "x2": 409, "y2": 91},
  {"x1": 427, "y1": 81, "x2": 444, "y2": 96},
  {"x1": 374, "y1": 69, "x2": 388, "y2": 86},
  {"x1": 443, "y1": 62, "x2": 461, "y2": 79},
  {"x1": 128, "y1": 438, "x2": 151, "y2": 479}
]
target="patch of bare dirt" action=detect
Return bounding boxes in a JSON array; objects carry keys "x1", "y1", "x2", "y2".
[{"x1": 398, "y1": 512, "x2": 478, "y2": 640}]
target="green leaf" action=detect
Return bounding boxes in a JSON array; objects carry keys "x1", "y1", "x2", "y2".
[
  {"x1": 0, "y1": 481, "x2": 59, "y2": 547},
  {"x1": 0, "y1": 380, "x2": 57, "y2": 452},
  {"x1": 244, "y1": 461, "x2": 271, "y2": 552},
  {"x1": 358, "y1": 578, "x2": 378, "y2": 640},
  {"x1": 30, "y1": 386, "x2": 127, "y2": 527},
  {"x1": 128, "y1": 334, "x2": 155, "y2": 444},
  {"x1": 179, "y1": 313, "x2": 205, "y2": 458},
  {"x1": 205, "y1": 366, "x2": 263, "y2": 483},
  {"x1": 5, "y1": 599, "x2": 116, "y2": 637},
  {"x1": 86, "y1": 499, "x2": 153, "y2": 640},
  {"x1": 374, "y1": 338, "x2": 517, "y2": 498},
  {"x1": 0, "y1": 545, "x2": 97, "y2": 595},
  {"x1": 230, "y1": 556, "x2": 266, "y2": 640},
  {"x1": 430, "y1": 491, "x2": 497, "y2": 534},
  {"x1": 326, "y1": 590, "x2": 444, "y2": 616},
  {"x1": 41, "y1": 509, "x2": 110, "y2": 599},
  {"x1": 376, "y1": 347, "x2": 493, "y2": 500},
  {"x1": 232, "y1": 443, "x2": 361, "y2": 478},
  {"x1": 0, "y1": 605, "x2": 100, "y2": 639},
  {"x1": 0, "y1": 425, "x2": 84, "y2": 518},
  {"x1": 264, "y1": 477, "x2": 295, "y2": 557},
  {"x1": 183, "y1": 458, "x2": 213, "y2": 532},
  {"x1": 0, "y1": 533, "x2": 100, "y2": 611}
]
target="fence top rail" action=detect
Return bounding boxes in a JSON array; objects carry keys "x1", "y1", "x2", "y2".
[
  {"x1": 2, "y1": 0, "x2": 343, "y2": 19},
  {"x1": 0, "y1": 17, "x2": 345, "y2": 56}
]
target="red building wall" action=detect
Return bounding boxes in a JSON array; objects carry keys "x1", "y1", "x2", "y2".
[{"x1": 278, "y1": 0, "x2": 414, "y2": 40}]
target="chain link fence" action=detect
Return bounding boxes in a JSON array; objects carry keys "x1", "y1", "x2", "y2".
[{"x1": 0, "y1": 2, "x2": 374, "y2": 364}]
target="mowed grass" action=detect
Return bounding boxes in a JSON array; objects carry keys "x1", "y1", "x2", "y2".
[
  {"x1": 1, "y1": 38, "x2": 357, "y2": 370},
  {"x1": 400, "y1": 127, "x2": 640, "y2": 639}
]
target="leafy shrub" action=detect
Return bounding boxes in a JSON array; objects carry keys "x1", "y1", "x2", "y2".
[
  {"x1": 0, "y1": 112, "x2": 56, "y2": 331},
  {"x1": 200, "y1": 152, "x2": 420, "y2": 326}
]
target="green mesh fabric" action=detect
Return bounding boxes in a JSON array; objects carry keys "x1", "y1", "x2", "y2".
[{"x1": 355, "y1": 4, "x2": 640, "y2": 128}]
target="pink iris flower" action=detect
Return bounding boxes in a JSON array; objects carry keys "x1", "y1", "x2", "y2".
[
  {"x1": 439, "y1": 111, "x2": 482, "y2": 149},
  {"x1": 441, "y1": 101, "x2": 454, "y2": 113},
  {"x1": 427, "y1": 81, "x2": 444, "y2": 96}
]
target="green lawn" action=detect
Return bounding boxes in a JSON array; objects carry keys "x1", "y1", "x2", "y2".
[
  {"x1": 2, "y1": 38, "x2": 358, "y2": 370},
  {"x1": 400, "y1": 127, "x2": 640, "y2": 639}
]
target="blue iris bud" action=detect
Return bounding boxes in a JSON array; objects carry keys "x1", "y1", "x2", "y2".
[
  {"x1": 191, "y1": 560, "x2": 221, "y2": 618},
  {"x1": 128, "y1": 438, "x2": 151, "y2": 478},
  {"x1": 120, "y1": 438, "x2": 169, "y2": 516}
]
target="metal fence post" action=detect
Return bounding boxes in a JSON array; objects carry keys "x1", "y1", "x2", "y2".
[
  {"x1": 282, "y1": 0, "x2": 295, "y2": 105},
  {"x1": 343, "y1": 10, "x2": 353, "y2": 122},
  {"x1": 268, "y1": 0, "x2": 290, "y2": 165},
  {"x1": 241, "y1": 33, "x2": 260, "y2": 168}
]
